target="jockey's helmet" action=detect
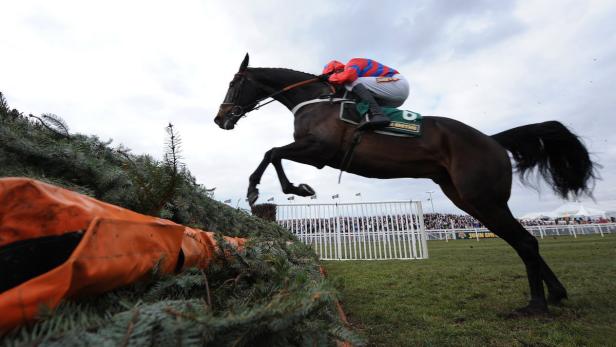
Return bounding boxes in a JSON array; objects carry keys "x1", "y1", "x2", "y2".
[{"x1": 323, "y1": 60, "x2": 345, "y2": 74}]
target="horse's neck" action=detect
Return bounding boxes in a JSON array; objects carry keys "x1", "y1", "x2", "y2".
[{"x1": 249, "y1": 68, "x2": 329, "y2": 111}]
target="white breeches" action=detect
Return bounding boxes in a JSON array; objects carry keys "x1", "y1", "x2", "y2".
[{"x1": 346, "y1": 74, "x2": 410, "y2": 107}]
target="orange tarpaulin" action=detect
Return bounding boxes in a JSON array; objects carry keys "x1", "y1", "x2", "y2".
[{"x1": 0, "y1": 178, "x2": 244, "y2": 332}]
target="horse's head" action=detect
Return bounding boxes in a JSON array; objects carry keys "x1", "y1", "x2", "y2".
[{"x1": 215, "y1": 54, "x2": 265, "y2": 130}]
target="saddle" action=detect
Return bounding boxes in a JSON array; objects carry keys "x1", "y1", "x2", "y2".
[{"x1": 337, "y1": 95, "x2": 423, "y2": 137}]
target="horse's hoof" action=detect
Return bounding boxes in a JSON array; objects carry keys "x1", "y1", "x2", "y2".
[
  {"x1": 548, "y1": 289, "x2": 568, "y2": 306},
  {"x1": 504, "y1": 304, "x2": 548, "y2": 318},
  {"x1": 297, "y1": 184, "x2": 315, "y2": 197},
  {"x1": 247, "y1": 188, "x2": 259, "y2": 206}
]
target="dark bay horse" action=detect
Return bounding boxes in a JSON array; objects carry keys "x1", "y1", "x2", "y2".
[{"x1": 214, "y1": 54, "x2": 596, "y2": 314}]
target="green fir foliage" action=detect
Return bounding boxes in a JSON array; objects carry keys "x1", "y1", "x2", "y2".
[{"x1": 0, "y1": 92, "x2": 362, "y2": 346}]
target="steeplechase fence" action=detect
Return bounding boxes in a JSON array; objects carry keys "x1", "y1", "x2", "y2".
[
  {"x1": 276, "y1": 201, "x2": 428, "y2": 261},
  {"x1": 427, "y1": 222, "x2": 616, "y2": 241}
]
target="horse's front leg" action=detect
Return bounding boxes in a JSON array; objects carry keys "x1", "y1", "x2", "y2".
[
  {"x1": 247, "y1": 138, "x2": 330, "y2": 205},
  {"x1": 270, "y1": 138, "x2": 332, "y2": 197},
  {"x1": 247, "y1": 149, "x2": 273, "y2": 206}
]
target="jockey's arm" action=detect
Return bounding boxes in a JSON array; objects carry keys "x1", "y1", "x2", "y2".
[{"x1": 328, "y1": 67, "x2": 358, "y2": 85}]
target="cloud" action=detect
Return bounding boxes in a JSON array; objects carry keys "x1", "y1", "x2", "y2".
[{"x1": 2, "y1": 0, "x2": 616, "y2": 217}]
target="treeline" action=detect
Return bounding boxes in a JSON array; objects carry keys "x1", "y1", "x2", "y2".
[{"x1": 0, "y1": 92, "x2": 361, "y2": 346}]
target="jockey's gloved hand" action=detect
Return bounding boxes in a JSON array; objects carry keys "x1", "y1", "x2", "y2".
[{"x1": 317, "y1": 73, "x2": 331, "y2": 82}]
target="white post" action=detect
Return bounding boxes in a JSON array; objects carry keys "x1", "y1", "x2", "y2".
[
  {"x1": 335, "y1": 203, "x2": 342, "y2": 259},
  {"x1": 380, "y1": 203, "x2": 393, "y2": 259},
  {"x1": 539, "y1": 226, "x2": 544, "y2": 240},
  {"x1": 327, "y1": 205, "x2": 335, "y2": 260},
  {"x1": 320, "y1": 206, "x2": 324, "y2": 259},
  {"x1": 359, "y1": 203, "x2": 372, "y2": 259},
  {"x1": 595, "y1": 224, "x2": 604, "y2": 237},
  {"x1": 395, "y1": 202, "x2": 404, "y2": 258},
  {"x1": 475, "y1": 228, "x2": 480, "y2": 241},
  {"x1": 401, "y1": 201, "x2": 417, "y2": 259},
  {"x1": 369, "y1": 206, "x2": 378, "y2": 259},
  {"x1": 417, "y1": 201, "x2": 429, "y2": 259}
]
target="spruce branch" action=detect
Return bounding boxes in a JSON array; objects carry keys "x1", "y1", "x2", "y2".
[
  {"x1": 120, "y1": 309, "x2": 140, "y2": 347},
  {"x1": 164, "y1": 123, "x2": 183, "y2": 173},
  {"x1": 0, "y1": 91, "x2": 9, "y2": 115},
  {"x1": 201, "y1": 270, "x2": 212, "y2": 309},
  {"x1": 28, "y1": 113, "x2": 70, "y2": 139}
]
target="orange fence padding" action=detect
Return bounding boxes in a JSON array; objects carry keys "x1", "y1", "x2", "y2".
[{"x1": 0, "y1": 178, "x2": 245, "y2": 332}]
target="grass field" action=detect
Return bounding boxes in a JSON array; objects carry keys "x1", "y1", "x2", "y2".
[{"x1": 323, "y1": 235, "x2": 616, "y2": 346}]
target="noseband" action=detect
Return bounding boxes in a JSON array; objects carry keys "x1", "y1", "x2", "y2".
[{"x1": 220, "y1": 72, "x2": 249, "y2": 121}]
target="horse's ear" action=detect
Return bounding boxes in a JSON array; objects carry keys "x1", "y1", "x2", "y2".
[{"x1": 239, "y1": 53, "x2": 249, "y2": 72}]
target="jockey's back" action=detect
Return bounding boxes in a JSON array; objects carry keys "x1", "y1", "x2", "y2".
[{"x1": 326, "y1": 58, "x2": 399, "y2": 85}]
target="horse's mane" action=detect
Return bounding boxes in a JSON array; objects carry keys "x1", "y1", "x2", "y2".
[{"x1": 249, "y1": 67, "x2": 316, "y2": 79}]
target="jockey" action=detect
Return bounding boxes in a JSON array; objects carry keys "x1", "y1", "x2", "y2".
[{"x1": 322, "y1": 58, "x2": 409, "y2": 130}]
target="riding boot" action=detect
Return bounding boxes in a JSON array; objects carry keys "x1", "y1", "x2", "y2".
[{"x1": 353, "y1": 83, "x2": 390, "y2": 131}]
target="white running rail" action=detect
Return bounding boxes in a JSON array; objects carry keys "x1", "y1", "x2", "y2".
[
  {"x1": 276, "y1": 201, "x2": 429, "y2": 260},
  {"x1": 426, "y1": 223, "x2": 616, "y2": 241}
]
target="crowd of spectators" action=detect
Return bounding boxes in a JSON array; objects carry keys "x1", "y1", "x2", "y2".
[
  {"x1": 520, "y1": 216, "x2": 615, "y2": 226},
  {"x1": 424, "y1": 213, "x2": 482, "y2": 229},
  {"x1": 421, "y1": 213, "x2": 616, "y2": 229},
  {"x1": 424, "y1": 213, "x2": 615, "y2": 229},
  {"x1": 279, "y1": 214, "x2": 421, "y2": 234},
  {"x1": 278, "y1": 212, "x2": 616, "y2": 233}
]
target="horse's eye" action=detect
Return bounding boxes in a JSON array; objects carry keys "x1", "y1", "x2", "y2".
[{"x1": 229, "y1": 81, "x2": 235, "y2": 87}]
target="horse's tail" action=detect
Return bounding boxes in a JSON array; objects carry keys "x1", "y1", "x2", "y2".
[{"x1": 491, "y1": 120, "x2": 597, "y2": 199}]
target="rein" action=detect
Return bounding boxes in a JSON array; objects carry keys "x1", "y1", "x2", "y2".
[{"x1": 223, "y1": 75, "x2": 336, "y2": 119}]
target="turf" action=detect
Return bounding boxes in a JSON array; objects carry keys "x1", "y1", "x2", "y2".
[{"x1": 323, "y1": 235, "x2": 616, "y2": 346}]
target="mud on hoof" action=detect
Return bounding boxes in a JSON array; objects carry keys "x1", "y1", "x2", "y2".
[
  {"x1": 297, "y1": 183, "x2": 315, "y2": 197},
  {"x1": 548, "y1": 289, "x2": 568, "y2": 306},
  {"x1": 247, "y1": 188, "x2": 259, "y2": 206}
]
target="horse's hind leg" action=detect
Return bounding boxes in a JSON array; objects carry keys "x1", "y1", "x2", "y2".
[
  {"x1": 540, "y1": 255, "x2": 568, "y2": 305},
  {"x1": 458, "y1": 194, "x2": 567, "y2": 307},
  {"x1": 438, "y1": 176, "x2": 564, "y2": 313},
  {"x1": 475, "y1": 205, "x2": 549, "y2": 313}
]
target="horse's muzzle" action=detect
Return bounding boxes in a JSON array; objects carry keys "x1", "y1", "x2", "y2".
[
  {"x1": 213, "y1": 114, "x2": 236, "y2": 130},
  {"x1": 215, "y1": 105, "x2": 236, "y2": 130},
  {"x1": 222, "y1": 118, "x2": 235, "y2": 130}
]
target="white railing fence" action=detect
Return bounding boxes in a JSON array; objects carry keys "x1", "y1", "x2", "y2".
[
  {"x1": 276, "y1": 201, "x2": 428, "y2": 260},
  {"x1": 426, "y1": 223, "x2": 616, "y2": 241}
]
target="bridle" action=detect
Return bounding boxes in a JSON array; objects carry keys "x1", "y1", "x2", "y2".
[{"x1": 220, "y1": 72, "x2": 336, "y2": 121}]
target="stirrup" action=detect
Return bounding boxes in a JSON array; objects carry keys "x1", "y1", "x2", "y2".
[{"x1": 357, "y1": 114, "x2": 390, "y2": 131}]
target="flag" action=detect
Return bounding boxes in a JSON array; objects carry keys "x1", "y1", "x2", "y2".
[
  {"x1": 332, "y1": 194, "x2": 339, "y2": 199},
  {"x1": 287, "y1": 196, "x2": 295, "y2": 201},
  {"x1": 267, "y1": 197, "x2": 274, "y2": 202},
  {"x1": 355, "y1": 192, "x2": 361, "y2": 197},
  {"x1": 223, "y1": 199, "x2": 231, "y2": 204},
  {"x1": 310, "y1": 195, "x2": 317, "y2": 200}
]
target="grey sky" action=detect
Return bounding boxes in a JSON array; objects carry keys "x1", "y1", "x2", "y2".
[{"x1": 2, "y1": 0, "x2": 615, "y2": 216}]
